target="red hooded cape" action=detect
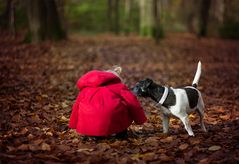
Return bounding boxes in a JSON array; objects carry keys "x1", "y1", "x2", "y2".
[{"x1": 69, "y1": 70, "x2": 147, "y2": 136}]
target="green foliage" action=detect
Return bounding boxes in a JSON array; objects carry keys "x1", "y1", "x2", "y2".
[
  {"x1": 219, "y1": 21, "x2": 239, "y2": 39},
  {"x1": 66, "y1": 0, "x2": 109, "y2": 33}
]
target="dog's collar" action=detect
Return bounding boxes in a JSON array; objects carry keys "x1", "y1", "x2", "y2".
[{"x1": 157, "y1": 87, "x2": 169, "y2": 106}]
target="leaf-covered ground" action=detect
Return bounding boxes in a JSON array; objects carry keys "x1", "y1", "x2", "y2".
[{"x1": 1, "y1": 32, "x2": 239, "y2": 163}]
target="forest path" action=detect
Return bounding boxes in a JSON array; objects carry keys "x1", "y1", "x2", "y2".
[{"x1": 1, "y1": 33, "x2": 239, "y2": 163}]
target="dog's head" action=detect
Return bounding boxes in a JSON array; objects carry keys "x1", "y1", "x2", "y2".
[
  {"x1": 106, "y1": 65, "x2": 122, "y2": 80},
  {"x1": 132, "y1": 78, "x2": 153, "y2": 97}
]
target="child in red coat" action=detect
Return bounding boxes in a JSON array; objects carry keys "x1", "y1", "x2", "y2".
[{"x1": 69, "y1": 66, "x2": 147, "y2": 139}]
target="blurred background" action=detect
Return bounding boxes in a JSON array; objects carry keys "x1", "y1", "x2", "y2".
[{"x1": 0, "y1": 0, "x2": 239, "y2": 42}]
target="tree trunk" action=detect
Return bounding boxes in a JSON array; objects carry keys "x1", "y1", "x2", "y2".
[
  {"x1": 114, "y1": 0, "x2": 120, "y2": 34},
  {"x1": 139, "y1": 0, "x2": 163, "y2": 39},
  {"x1": 139, "y1": 0, "x2": 154, "y2": 37},
  {"x1": 207, "y1": 0, "x2": 224, "y2": 36},
  {"x1": 124, "y1": 0, "x2": 131, "y2": 34},
  {"x1": 26, "y1": 0, "x2": 66, "y2": 43},
  {"x1": 0, "y1": 0, "x2": 16, "y2": 36},
  {"x1": 153, "y1": 0, "x2": 163, "y2": 41},
  {"x1": 198, "y1": 0, "x2": 211, "y2": 37},
  {"x1": 107, "y1": 0, "x2": 113, "y2": 32},
  {"x1": 180, "y1": 0, "x2": 200, "y2": 33},
  {"x1": 107, "y1": 0, "x2": 120, "y2": 34}
]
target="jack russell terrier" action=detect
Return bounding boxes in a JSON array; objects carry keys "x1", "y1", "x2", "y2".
[{"x1": 132, "y1": 61, "x2": 207, "y2": 136}]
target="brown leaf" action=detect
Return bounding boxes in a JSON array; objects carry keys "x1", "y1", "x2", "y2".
[
  {"x1": 46, "y1": 131, "x2": 53, "y2": 136},
  {"x1": 34, "y1": 154, "x2": 60, "y2": 161},
  {"x1": 30, "y1": 114, "x2": 41, "y2": 123},
  {"x1": 179, "y1": 143, "x2": 189, "y2": 150},
  {"x1": 219, "y1": 115, "x2": 230, "y2": 121},
  {"x1": 97, "y1": 143, "x2": 111, "y2": 152},
  {"x1": 17, "y1": 144, "x2": 29, "y2": 151},
  {"x1": 12, "y1": 113, "x2": 21, "y2": 122},
  {"x1": 57, "y1": 144, "x2": 71, "y2": 152},
  {"x1": 41, "y1": 143, "x2": 51, "y2": 151},
  {"x1": 145, "y1": 137, "x2": 160, "y2": 146},
  {"x1": 27, "y1": 134, "x2": 34, "y2": 140},
  {"x1": 158, "y1": 154, "x2": 173, "y2": 161},
  {"x1": 59, "y1": 116, "x2": 69, "y2": 123},
  {"x1": 77, "y1": 148, "x2": 94, "y2": 153},
  {"x1": 19, "y1": 128, "x2": 28, "y2": 136},
  {"x1": 29, "y1": 144, "x2": 40, "y2": 151},
  {"x1": 32, "y1": 139, "x2": 44, "y2": 145},
  {"x1": 161, "y1": 136, "x2": 174, "y2": 143},
  {"x1": 72, "y1": 138, "x2": 79, "y2": 144},
  {"x1": 189, "y1": 138, "x2": 200, "y2": 145}
]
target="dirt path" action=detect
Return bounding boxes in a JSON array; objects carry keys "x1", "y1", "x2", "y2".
[{"x1": 1, "y1": 33, "x2": 239, "y2": 163}]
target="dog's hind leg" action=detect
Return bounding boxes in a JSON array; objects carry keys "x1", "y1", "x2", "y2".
[
  {"x1": 162, "y1": 114, "x2": 170, "y2": 134},
  {"x1": 197, "y1": 97, "x2": 207, "y2": 132},
  {"x1": 178, "y1": 114, "x2": 195, "y2": 136}
]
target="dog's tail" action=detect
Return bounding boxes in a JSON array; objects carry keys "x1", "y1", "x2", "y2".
[{"x1": 192, "y1": 61, "x2": 201, "y2": 88}]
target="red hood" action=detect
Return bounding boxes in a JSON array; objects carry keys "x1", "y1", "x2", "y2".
[{"x1": 77, "y1": 70, "x2": 121, "y2": 90}]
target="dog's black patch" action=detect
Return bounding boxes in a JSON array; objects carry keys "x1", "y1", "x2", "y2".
[
  {"x1": 163, "y1": 88, "x2": 176, "y2": 107},
  {"x1": 184, "y1": 88, "x2": 199, "y2": 108}
]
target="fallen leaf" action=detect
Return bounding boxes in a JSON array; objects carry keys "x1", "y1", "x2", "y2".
[
  {"x1": 57, "y1": 144, "x2": 71, "y2": 152},
  {"x1": 189, "y1": 138, "x2": 200, "y2": 145},
  {"x1": 41, "y1": 143, "x2": 51, "y2": 151},
  {"x1": 29, "y1": 144, "x2": 40, "y2": 151},
  {"x1": 32, "y1": 139, "x2": 44, "y2": 145},
  {"x1": 131, "y1": 152, "x2": 155, "y2": 160},
  {"x1": 19, "y1": 128, "x2": 28, "y2": 136},
  {"x1": 208, "y1": 145, "x2": 221, "y2": 151},
  {"x1": 97, "y1": 143, "x2": 111, "y2": 152},
  {"x1": 219, "y1": 115, "x2": 230, "y2": 121},
  {"x1": 145, "y1": 137, "x2": 160, "y2": 146},
  {"x1": 77, "y1": 148, "x2": 94, "y2": 152},
  {"x1": 179, "y1": 143, "x2": 189, "y2": 150},
  {"x1": 61, "y1": 102, "x2": 68, "y2": 108},
  {"x1": 72, "y1": 138, "x2": 79, "y2": 144},
  {"x1": 158, "y1": 154, "x2": 173, "y2": 161},
  {"x1": 27, "y1": 134, "x2": 34, "y2": 140},
  {"x1": 17, "y1": 144, "x2": 29, "y2": 151},
  {"x1": 59, "y1": 116, "x2": 69, "y2": 123},
  {"x1": 34, "y1": 154, "x2": 60, "y2": 161},
  {"x1": 161, "y1": 136, "x2": 174, "y2": 143},
  {"x1": 46, "y1": 132, "x2": 53, "y2": 136},
  {"x1": 30, "y1": 114, "x2": 41, "y2": 123}
]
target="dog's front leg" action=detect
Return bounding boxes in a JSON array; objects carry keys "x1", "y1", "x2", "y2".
[{"x1": 162, "y1": 114, "x2": 170, "y2": 134}]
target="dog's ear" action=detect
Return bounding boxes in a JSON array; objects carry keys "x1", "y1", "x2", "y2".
[
  {"x1": 112, "y1": 65, "x2": 122, "y2": 75},
  {"x1": 143, "y1": 78, "x2": 153, "y2": 88}
]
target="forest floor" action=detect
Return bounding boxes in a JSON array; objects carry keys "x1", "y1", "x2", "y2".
[{"x1": 0, "y1": 32, "x2": 239, "y2": 163}]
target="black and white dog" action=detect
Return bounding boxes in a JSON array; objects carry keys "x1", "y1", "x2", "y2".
[{"x1": 132, "y1": 62, "x2": 206, "y2": 136}]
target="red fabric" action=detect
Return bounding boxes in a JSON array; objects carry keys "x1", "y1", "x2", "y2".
[{"x1": 69, "y1": 70, "x2": 147, "y2": 136}]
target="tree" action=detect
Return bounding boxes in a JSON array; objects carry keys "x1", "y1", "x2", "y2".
[
  {"x1": 198, "y1": 0, "x2": 211, "y2": 37},
  {"x1": 107, "y1": 0, "x2": 120, "y2": 34},
  {"x1": 0, "y1": 0, "x2": 16, "y2": 36},
  {"x1": 180, "y1": 0, "x2": 200, "y2": 33},
  {"x1": 219, "y1": 0, "x2": 239, "y2": 38},
  {"x1": 139, "y1": 0, "x2": 163, "y2": 40},
  {"x1": 26, "y1": 0, "x2": 66, "y2": 43},
  {"x1": 124, "y1": 0, "x2": 131, "y2": 34}
]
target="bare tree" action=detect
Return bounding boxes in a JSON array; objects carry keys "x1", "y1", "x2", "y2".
[
  {"x1": 139, "y1": 0, "x2": 163, "y2": 40},
  {"x1": 198, "y1": 0, "x2": 211, "y2": 37},
  {"x1": 107, "y1": 0, "x2": 120, "y2": 34},
  {"x1": 0, "y1": 0, "x2": 16, "y2": 36},
  {"x1": 26, "y1": 0, "x2": 66, "y2": 43}
]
